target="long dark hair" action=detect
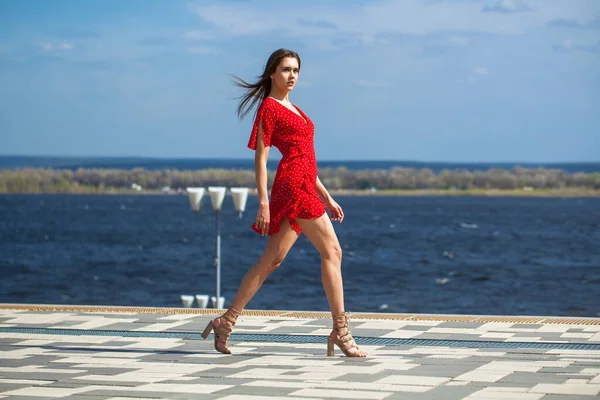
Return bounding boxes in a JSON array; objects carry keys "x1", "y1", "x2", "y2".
[{"x1": 232, "y1": 48, "x2": 301, "y2": 120}]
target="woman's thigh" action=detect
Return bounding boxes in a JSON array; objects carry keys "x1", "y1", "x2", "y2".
[
  {"x1": 295, "y1": 213, "x2": 341, "y2": 257},
  {"x1": 260, "y1": 217, "x2": 300, "y2": 264}
]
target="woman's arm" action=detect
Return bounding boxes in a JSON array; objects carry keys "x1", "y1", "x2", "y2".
[
  {"x1": 316, "y1": 176, "x2": 332, "y2": 204},
  {"x1": 316, "y1": 176, "x2": 344, "y2": 222},
  {"x1": 254, "y1": 122, "x2": 271, "y2": 235}
]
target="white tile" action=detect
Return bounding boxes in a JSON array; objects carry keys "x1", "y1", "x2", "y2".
[
  {"x1": 353, "y1": 321, "x2": 412, "y2": 330},
  {"x1": 454, "y1": 370, "x2": 510, "y2": 383},
  {"x1": 228, "y1": 368, "x2": 299, "y2": 379},
  {"x1": 59, "y1": 317, "x2": 137, "y2": 330},
  {"x1": 218, "y1": 396, "x2": 322, "y2": 400},
  {"x1": 0, "y1": 378, "x2": 54, "y2": 385},
  {"x1": 378, "y1": 363, "x2": 420, "y2": 371},
  {"x1": 3, "y1": 312, "x2": 75, "y2": 324},
  {"x1": 464, "y1": 388, "x2": 543, "y2": 399},
  {"x1": 73, "y1": 371, "x2": 183, "y2": 383},
  {"x1": 473, "y1": 351, "x2": 507, "y2": 358},
  {"x1": 402, "y1": 320, "x2": 443, "y2": 327},
  {"x1": 529, "y1": 383, "x2": 600, "y2": 396},
  {"x1": 89, "y1": 351, "x2": 154, "y2": 358},
  {"x1": 0, "y1": 347, "x2": 52, "y2": 359},
  {"x1": 157, "y1": 314, "x2": 197, "y2": 320},
  {"x1": 0, "y1": 333, "x2": 116, "y2": 344},
  {"x1": 0, "y1": 366, "x2": 87, "y2": 374},
  {"x1": 131, "y1": 383, "x2": 233, "y2": 394},
  {"x1": 246, "y1": 379, "x2": 430, "y2": 393},
  {"x1": 1, "y1": 386, "x2": 94, "y2": 398},
  {"x1": 445, "y1": 381, "x2": 470, "y2": 386},
  {"x1": 51, "y1": 356, "x2": 138, "y2": 365},
  {"x1": 480, "y1": 332, "x2": 515, "y2": 339},
  {"x1": 133, "y1": 321, "x2": 189, "y2": 331},
  {"x1": 580, "y1": 368, "x2": 600, "y2": 374},
  {"x1": 380, "y1": 330, "x2": 424, "y2": 339},
  {"x1": 560, "y1": 332, "x2": 595, "y2": 339},
  {"x1": 120, "y1": 340, "x2": 184, "y2": 350},
  {"x1": 548, "y1": 349, "x2": 600, "y2": 356},
  {"x1": 376, "y1": 375, "x2": 451, "y2": 386},
  {"x1": 480, "y1": 361, "x2": 540, "y2": 373},
  {"x1": 565, "y1": 378, "x2": 590, "y2": 384},
  {"x1": 106, "y1": 398, "x2": 163, "y2": 400},
  {"x1": 428, "y1": 327, "x2": 483, "y2": 335},
  {"x1": 76, "y1": 362, "x2": 214, "y2": 374},
  {"x1": 536, "y1": 325, "x2": 571, "y2": 333},
  {"x1": 504, "y1": 337, "x2": 542, "y2": 342},
  {"x1": 12, "y1": 340, "x2": 56, "y2": 346},
  {"x1": 289, "y1": 388, "x2": 395, "y2": 399},
  {"x1": 233, "y1": 355, "x2": 344, "y2": 368},
  {"x1": 426, "y1": 354, "x2": 469, "y2": 359},
  {"x1": 242, "y1": 380, "x2": 309, "y2": 389},
  {"x1": 485, "y1": 387, "x2": 530, "y2": 392},
  {"x1": 274, "y1": 371, "x2": 349, "y2": 381},
  {"x1": 589, "y1": 332, "x2": 600, "y2": 341}
]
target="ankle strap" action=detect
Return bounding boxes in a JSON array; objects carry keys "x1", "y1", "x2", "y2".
[{"x1": 222, "y1": 307, "x2": 242, "y2": 325}]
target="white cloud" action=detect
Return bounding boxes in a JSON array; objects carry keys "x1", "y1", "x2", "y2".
[
  {"x1": 354, "y1": 80, "x2": 386, "y2": 88},
  {"x1": 192, "y1": 0, "x2": 598, "y2": 42},
  {"x1": 448, "y1": 36, "x2": 469, "y2": 46},
  {"x1": 552, "y1": 39, "x2": 600, "y2": 54},
  {"x1": 184, "y1": 30, "x2": 217, "y2": 41},
  {"x1": 474, "y1": 67, "x2": 490, "y2": 75},
  {"x1": 40, "y1": 41, "x2": 73, "y2": 52},
  {"x1": 296, "y1": 80, "x2": 313, "y2": 88},
  {"x1": 482, "y1": 0, "x2": 531, "y2": 14},
  {"x1": 187, "y1": 46, "x2": 220, "y2": 55},
  {"x1": 58, "y1": 42, "x2": 73, "y2": 50}
]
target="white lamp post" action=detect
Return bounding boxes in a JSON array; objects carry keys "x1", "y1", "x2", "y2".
[
  {"x1": 185, "y1": 186, "x2": 249, "y2": 309},
  {"x1": 187, "y1": 188, "x2": 205, "y2": 213},
  {"x1": 230, "y1": 187, "x2": 249, "y2": 217}
]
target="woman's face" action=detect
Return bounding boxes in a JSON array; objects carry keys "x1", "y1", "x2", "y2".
[{"x1": 270, "y1": 56, "x2": 299, "y2": 93}]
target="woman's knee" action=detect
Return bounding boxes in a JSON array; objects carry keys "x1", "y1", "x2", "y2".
[
  {"x1": 321, "y1": 243, "x2": 342, "y2": 264},
  {"x1": 258, "y1": 253, "x2": 285, "y2": 273}
]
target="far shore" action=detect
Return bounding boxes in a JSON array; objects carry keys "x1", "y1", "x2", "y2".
[{"x1": 2, "y1": 188, "x2": 599, "y2": 197}]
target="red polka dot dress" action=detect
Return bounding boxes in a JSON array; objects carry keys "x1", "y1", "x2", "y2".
[{"x1": 247, "y1": 97, "x2": 327, "y2": 235}]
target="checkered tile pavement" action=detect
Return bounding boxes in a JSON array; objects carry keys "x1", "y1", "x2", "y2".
[{"x1": 1, "y1": 307, "x2": 599, "y2": 399}]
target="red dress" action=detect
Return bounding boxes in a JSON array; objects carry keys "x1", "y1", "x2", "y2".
[{"x1": 247, "y1": 97, "x2": 326, "y2": 235}]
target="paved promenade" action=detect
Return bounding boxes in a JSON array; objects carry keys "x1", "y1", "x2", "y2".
[{"x1": 1, "y1": 304, "x2": 599, "y2": 399}]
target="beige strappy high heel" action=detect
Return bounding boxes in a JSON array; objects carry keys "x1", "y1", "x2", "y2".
[
  {"x1": 201, "y1": 307, "x2": 241, "y2": 354},
  {"x1": 327, "y1": 312, "x2": 367, "y2": 357}
]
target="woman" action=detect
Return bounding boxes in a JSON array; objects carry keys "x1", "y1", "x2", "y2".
[{"x1": 201, "y1": 48, "x2": 367, "y2": 358}]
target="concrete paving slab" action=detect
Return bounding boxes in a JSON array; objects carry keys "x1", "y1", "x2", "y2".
[{"x1": 1, "y1": 305, "x2": 599, "y2": 400}]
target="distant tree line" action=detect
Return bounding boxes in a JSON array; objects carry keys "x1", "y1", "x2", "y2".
[{"x1": 0, "y1": 167, "x2": 598, "y2": 193}]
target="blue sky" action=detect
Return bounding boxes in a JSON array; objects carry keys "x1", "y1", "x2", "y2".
[{"x1": 0, "y1": 0, "x2": 598, "y2": 162}]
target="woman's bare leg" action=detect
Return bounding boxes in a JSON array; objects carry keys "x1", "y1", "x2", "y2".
[
  {"x1": 295, "y1": 213, "x2": 344, "y2": 315},
  {"x1": 229, "y1": 218, "x2": 299, "y2": 311},
  {"x1": 296, "y1": 213, "x2": 367, "y2": 357},
  {"x1": 205, "y1": 218, "x2": 300, "y2": 354}
]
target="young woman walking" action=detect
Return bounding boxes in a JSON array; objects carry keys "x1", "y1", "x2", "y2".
[{"x1": 202, "y1": 48, "x2": 367, "y2": 357}]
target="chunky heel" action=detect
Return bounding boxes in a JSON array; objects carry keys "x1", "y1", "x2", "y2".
[
  {"x1": 329, "y1": 312, "x2": 368, "y2": 357},
  {"x1": 203, "y1": 308, "x2": 241, "y2": 354},
  {"x1": 201, "y1": 322, "x2": 213, "y2": 339}
]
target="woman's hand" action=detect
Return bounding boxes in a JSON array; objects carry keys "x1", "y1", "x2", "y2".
[
  {"x1": 326, "y1": 198, "x2": 344, "y2": 223},
  {"x1": 256, "y1": 202, "x2": 270, "y2": 236}
]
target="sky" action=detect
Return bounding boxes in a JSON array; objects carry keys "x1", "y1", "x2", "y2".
[{"x1": 0, "y1": 0, "x2": 599, "y2": 163}]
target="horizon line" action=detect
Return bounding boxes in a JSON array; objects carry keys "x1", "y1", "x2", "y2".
[{"x1": 0, "y1": 154, "x2": 599, "y2": 165}]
